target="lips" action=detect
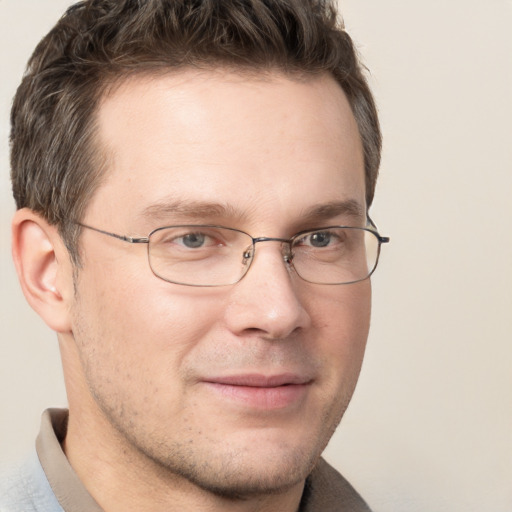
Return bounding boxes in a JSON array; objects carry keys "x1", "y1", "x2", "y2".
[{"x1": 202, "y1": 373, "x2": 312, "y2": 410}]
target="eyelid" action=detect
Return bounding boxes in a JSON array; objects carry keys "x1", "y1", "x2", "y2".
[
  {"x1": 153, "y1": 226, "x2": 241, "y2": 247},
  {"x1": 292, "y1": 225, "x2": 340, "y2": 238}
]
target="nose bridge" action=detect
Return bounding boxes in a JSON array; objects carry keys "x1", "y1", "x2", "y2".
[{"x1": 251, "y1": 236, "x2": 292, "y2": 264}]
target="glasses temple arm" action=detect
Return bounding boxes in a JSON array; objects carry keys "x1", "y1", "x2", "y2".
[{"x1": 75, "y1": 222, "x2": 149, "y2": 244}]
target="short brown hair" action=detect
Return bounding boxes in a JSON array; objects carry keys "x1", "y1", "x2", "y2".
[{"x1": 10, "y1": 0, "x2": 381, "y2": 261}]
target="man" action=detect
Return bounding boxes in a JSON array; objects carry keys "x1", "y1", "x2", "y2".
[{"x1": 2, "y1": 0, "x2": 388, "y2": 510}]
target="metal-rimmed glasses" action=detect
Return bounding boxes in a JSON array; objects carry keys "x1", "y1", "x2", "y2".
[{"x1": 77, "y1": 222, "x2": 389, "y2": 287}]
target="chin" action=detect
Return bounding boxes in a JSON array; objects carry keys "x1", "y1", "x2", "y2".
[{"x1": 167, "y1": 443, "x2": 318, "y2": 500}]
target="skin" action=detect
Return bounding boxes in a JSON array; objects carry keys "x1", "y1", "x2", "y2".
[{"x1": 13, "y1": 70, "x2": 371, "y2": 512}]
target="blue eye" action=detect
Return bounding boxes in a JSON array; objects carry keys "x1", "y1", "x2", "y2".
[
  {"x1": 308, "y1": 231, "x2": 333, "y2": 248},
  {"x1": 296, "y1": 230, "x2": 339, "y2": 248},
  {"x1": 180, "y1": 233, "x2": 207, "y2": 248}
]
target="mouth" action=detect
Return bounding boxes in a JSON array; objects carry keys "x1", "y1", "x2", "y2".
[{"x1": 201, "y1": 373, "x2": 313, "y2": 410}]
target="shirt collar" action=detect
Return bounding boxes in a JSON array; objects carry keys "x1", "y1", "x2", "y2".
[{"x1": 36, "y1": 409, "x2": 104, "y2": 512}]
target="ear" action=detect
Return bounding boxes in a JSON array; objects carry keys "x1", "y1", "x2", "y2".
[{"x1": 12, "y1": 208, "x2": 74, "y2": 333}]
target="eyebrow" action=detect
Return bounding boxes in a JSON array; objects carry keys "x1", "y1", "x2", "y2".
[
  {"x1": 138, "y1": 198, "x2": 365, "y2": 226},
  {"x1": 299, "y1": 199, "x2": 366, "y2": 224},
  {"x1": 138, "y1": 199, "x2": 248, "y2": 223}
]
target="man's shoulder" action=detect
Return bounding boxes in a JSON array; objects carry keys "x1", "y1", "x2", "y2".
[
  {"x1": 0, "y1": 451, "x2": 63, "y2": 512},
  {"x1": 301, "y1": 458, "x2": 372, "y2": 512}
]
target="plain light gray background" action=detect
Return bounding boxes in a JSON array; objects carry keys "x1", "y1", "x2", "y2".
[{"x1": 1, "y1": 1, "x2": 511, "y2": 511}]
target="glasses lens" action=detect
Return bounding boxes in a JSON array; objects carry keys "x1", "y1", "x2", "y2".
[
  {"x1": 148, "y1": 225, "x2": 382, "y2": 286},
  {"x1": 148, "y1": 226, "x2": 253, "y2": 286},
  {"x1": 290, "y1": 227, "x2": 380, "y2": 284}
]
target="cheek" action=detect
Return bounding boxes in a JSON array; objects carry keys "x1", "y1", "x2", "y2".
[
  {"x1": 74, "y1": 262, "x2": 228, "y2": 378},
  {"x1": 71, "y1": 272, "x2": 231, "y2": 431},
  {"x1": 311, "y1": 281, "x2": 371, "y2": 380}
]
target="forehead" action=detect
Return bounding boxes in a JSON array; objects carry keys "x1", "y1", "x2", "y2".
[{"x1": 89, "y1": 69, "x2": 365, "y2": 229}]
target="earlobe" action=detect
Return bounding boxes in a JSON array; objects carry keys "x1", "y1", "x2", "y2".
[{"x1": 12, "y1": 208, "x2": 73, "y2": 333}]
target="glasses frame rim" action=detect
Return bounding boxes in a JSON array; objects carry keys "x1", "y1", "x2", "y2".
[{"x1": 75, "y1": 222, "x2": 390, "y2": 287}]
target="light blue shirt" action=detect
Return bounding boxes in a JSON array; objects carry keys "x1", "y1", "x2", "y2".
[{"x1": 0, "y1": 451, "x2": 64, "y2": 512}]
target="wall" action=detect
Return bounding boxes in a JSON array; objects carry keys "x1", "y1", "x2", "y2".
[{"x1": 1, "y1": 1, "x2": 511, "y2": 511}]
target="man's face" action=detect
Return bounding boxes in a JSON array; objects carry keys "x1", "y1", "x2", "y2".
[{"x1": 66, "y1": 70, "x2": 370, "y2": 496}]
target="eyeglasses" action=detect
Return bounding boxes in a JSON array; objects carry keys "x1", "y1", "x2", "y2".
[{"x1": 77, "y1": 223, "x2": 389, "y2": 287}]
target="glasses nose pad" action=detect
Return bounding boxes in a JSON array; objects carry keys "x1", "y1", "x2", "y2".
[
  {"x1": 242, "y1": 245, "x2": 254, "y2": 265},
  {"x1": 281, "y1": 243, "x2": 293, "y2": 266}
]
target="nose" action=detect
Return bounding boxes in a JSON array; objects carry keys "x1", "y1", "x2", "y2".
[{"x1": 224, "y1": 242, "x2": 311, "y2": 340}]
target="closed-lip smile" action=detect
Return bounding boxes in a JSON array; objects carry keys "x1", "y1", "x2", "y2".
[{"x1": 202, "y1": 373, "x2": 313, "y2": 409}]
